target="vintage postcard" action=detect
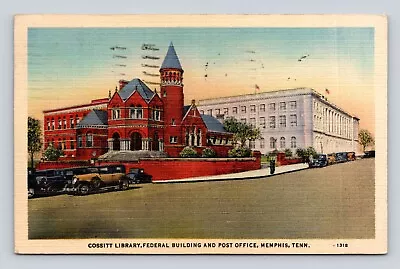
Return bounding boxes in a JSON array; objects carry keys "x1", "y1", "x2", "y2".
[{"x1": 14, "y1": 14, "x2": 387, "y2": 254}]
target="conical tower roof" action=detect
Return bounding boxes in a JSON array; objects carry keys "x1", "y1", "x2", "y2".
[{"x1": 160, "y1": 42, "x2": 182, "y2": 70}]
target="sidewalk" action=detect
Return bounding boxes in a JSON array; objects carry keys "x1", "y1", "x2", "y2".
[{"x1": 153, "y1": 163, "x2": 309, "y2": 184}]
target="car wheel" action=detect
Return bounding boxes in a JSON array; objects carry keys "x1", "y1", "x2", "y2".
[
  {"x1": 28, "y1": 188, "x2": 35, "y2": 198},
  {"x1": 91, "y1": 177, "x2": 101, "y2": 189},
  {"x1": 119, "y1": 179, "x2": 129, "y2": 191},
  {"x1": 77, "y1": 184, "x2": 90, "y2": 195}
]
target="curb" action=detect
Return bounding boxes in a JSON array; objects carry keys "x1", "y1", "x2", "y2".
[{"x1": 153, "y1": 166, "x2": 309, "y2": 184}]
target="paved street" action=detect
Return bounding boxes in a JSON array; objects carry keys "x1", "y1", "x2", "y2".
[{"x1": 28, "y1": 159, "x2": 375, "y2": 239}]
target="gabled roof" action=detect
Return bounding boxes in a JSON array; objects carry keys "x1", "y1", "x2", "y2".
[
  {"x1": 201, "y1": 114, "x2": 229, "y2": 133},
  {"x1": 160, "y1": 42, "x2": 183, "y2": 70},
  {"x1": 118, "y1": 78, "x2": 155, "y2": 102},
  {"x1": 77, "y1": 110, "x2": 108, "y2": 127},
  {"x1": 183, "y1": 105, "x2": 191, "y2": 117}
]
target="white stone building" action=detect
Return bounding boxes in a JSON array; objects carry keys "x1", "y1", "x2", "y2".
[{"x1": 197, "y1": 88, "x2": 360, "y2": 154}]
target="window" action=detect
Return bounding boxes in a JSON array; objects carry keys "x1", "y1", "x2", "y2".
[
  {"x1": 260, "y1": 138, "x2": 265, "y2": 149},
  {"x1": 77, "y1": 135, "x2": 82, "y2": 148},
  {"x1": 269, "y1": 116, "x2": 276, "y2": 128},
  {"x1": 259, "y1": 104, "x2": 265, "y2": 112},
  {"x1": 250, "y1": 105, "x2": 256, "y2": 112},
  {"x1": 259, "y1": 117, "x2": 266, "y2": 128},
  {"x1": 172, "y1": 118, "x2": 176, "y2": 125},
  {"x1": 249, "y1": 140, "x2": 255, "y2": 149},
  {"x1": 290, "y1": 114, "x2": 297, "y2": 127},
  {"x1": 223, "y1": 108, "x2": 229, "y2": 115},
  {"x1": 58, "y1": 119, "x2": 62, "y2": 129},
  {"x1": 63, "y1": 118, "x2": 67, "y2": 129},
  {"x1": 279, "y1": 115, "x2": 286, "y2": 128},
  {"x1": 170, "y1": 136, "x2": 177, "y2": 144},
  {"x1": 241, "y1": 106, "x2": 247, "y2": 113},
  {"x1": 291, "y1": 136, "x2": 297, "y2": 148},
  {"x1": 47, "y1": 121, "x2": 50, "y2": 130},
  {"x1": 215, "y1": 109, "x2": 221, "y2": 115},
  {"x1": 289, "y1": 101, "x2": 297, "y2": 110},
  {"x1": 153, "y1": 108, "x2": 161, "y2": 121},
  {"x1": 70, "y1": 118, "x2": 74, "y2": 128},
  {"x1": 270, "y1": 137, "x2": 276, "y2": 149},
  {"x1": 249, "y1": 118, "x2": 256, "y2": 127},
  {"x1": 200, "y1": 110, "x2": 204, "y2": 115},
  {"x1": 280, "y1": 137, "x2": 286, "y2": 148},
  {"x1": 279, "y1": 102, "x2": 286, "y2": 110},
  {"x1": 207, "y1": 109, "x2": 212, "y2": 116},
  {"x1": 51, "y1": 119, "x2": 55, "y2": 130},
  {"x1": 76, "y1": 118, "x2": 80, "y2": 125},
  {"x1": 269, "y1": 103, "x2": 276, "y2": 111},
  {"x1": 232, "y1": 107, "x2": 238, "y2": 114},
  {"x1": 240, "y1": 118, "x2": 247, "y2": 124},
  {"x1": 112, "y1": 109, "x2": 120, "y2": 119},
  {"x1": 70, "y1": 138, "x2": 75, "y2": 150},
  {"x1": 62, "y1": 141, "x2": 66, "y2": 150},
  {"x1": 86, "y1": 133, "x2": 93, "y2": 147}
]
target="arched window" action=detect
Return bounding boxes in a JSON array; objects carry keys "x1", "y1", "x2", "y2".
[
  {"x1": 196, "y1": 129, "x2": 202, "y2": 146},
  {"x1": 260, "y1": 138, "x2": 265, "y2": 149},
  {"x1": 280, "y1": 137, "x2": 286, "y2": 148},
  {"x1": 270, "y1": 137, "x2": 276, "y2": 149},
  {"x1": 291, "y1": 136, "x2": 297, "y2": 148},
  {"x1": 86, "y1": 133, "x2": 93, "y2": 147}
]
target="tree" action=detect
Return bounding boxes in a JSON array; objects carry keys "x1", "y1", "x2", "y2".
[
  {"x1": 358, "y1": 129, "x2": 374, "y2": 152},
  {"x1": 28, "y1": 117, "x2": 42, "y2": 169},
  {"x1": 43, "y1": 144, "x2": 64, "y2": 161},
  {"x1": 223, "y1": 117, "x2": 261, "y2": 147},
  {"x1": 284, "y1": 148, "x2": 293, "y2": 157}
]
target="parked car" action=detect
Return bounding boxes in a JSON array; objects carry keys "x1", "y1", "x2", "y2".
[
  {"x1": 71, "y1": 165, "x2": 130, "y2": 195},
  {"x1": 34, "y1": 169, "x2": 70, "y2": 194},
  {"x1": 363, "y1": 150, "x2": 376, "y2": 158},
  {"x1": 327, "y1": 153, "x2": 336, "y2": 165},
  {"x1": 63, "y1": 167, "x2": 95, "y2": 192},
  {"x1": 309, "y1": 154, "x2": 328, "y2": 168},
  {"x1": 335, "y1": 152, "x2": 348, "y2": 163},
  {"x1": 126, "y1": 168, "x2": 153, "y2": 184},
  {"x1": 28, "y1": 168, "x2": 37, "y2": 198},
  {"x1": 346, "y1": 152, "x2": 356, "y2": 161}
]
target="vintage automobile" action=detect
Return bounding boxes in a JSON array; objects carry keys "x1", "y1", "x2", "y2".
[
  {"x1": 309, "y1": 154, "x2": 328, "y2": 168},
  {"x1": 71, "y1": 165, "x2": 130, "y2": 195},
  {"x1": 126, "y1": 168, "x2": 153, "y2": 184},
  {"x1": 34, "y1": 169, "x2": 70, "y2": 194},
  {"x1": 363, "y1": 150, "x2": 376, "y2": 158},
  {"x1": 346, "y1": 151, "x2": 356, "y2": 161},
  {"x1": 327, "y1": 153, "x2": 336, "y2": 165},
  {"x1": 335, "y1": 152, "x2": 348, "y2": 163},
  {"x1": 28, "y1": 168, "x2": 37, "y2": 198}
]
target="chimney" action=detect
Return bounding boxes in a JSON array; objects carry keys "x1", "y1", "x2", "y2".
[
  {"x1": 191, "y1": 99, "x2": 196, "y2": 106},
  {"x1": 119, "y1": 79, "x2": 129, "y2": 90}
]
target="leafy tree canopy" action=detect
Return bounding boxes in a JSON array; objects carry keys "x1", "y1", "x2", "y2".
[
  {"x1": 28, "y1": 117, "x2": 42, "y2": 168},
  {"x1": 43, "y1": 145, "x2": 64, "y2": 161},
  {"x1": 223, "y1": 117, "x2": 261, "y2": 147},
  {"x1": 358, "y1": 129, "x2": 374, "y2": 152}
]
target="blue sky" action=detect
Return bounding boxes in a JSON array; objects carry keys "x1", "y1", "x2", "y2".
[{"x1": 28, "y1": 27, "x2": 375, "y2": 132}]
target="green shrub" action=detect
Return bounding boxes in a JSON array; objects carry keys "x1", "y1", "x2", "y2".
[
  {"x1": 228, "y1": 147, "x2": 252, "y2": 158},
  {"x1": 284, "y1": 148, "x2": 293, "y2": 157},
  {"x1": 202, "y1": 147, "x2": 217, "y2": 158},
  {"x1": 179, "y1": 146, "x2": 198, "y2": 158}
]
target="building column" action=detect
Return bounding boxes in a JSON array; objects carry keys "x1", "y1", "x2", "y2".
[
  {"x1": 159, "y1": 140, "x2": 164, "y2": 152},
  {"x1": 142, "y1": 139, "x2": 149, "y2": 151},
  {"x1": 108, "y1": 139, "x2": 114, "y2": 151}
]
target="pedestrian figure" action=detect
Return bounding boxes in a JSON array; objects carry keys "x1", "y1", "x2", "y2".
[{"x1": 270, "y1": 159, "x2": 275, "y2": 175}]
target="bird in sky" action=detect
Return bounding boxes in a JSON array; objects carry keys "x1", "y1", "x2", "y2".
[{"x1": 298, "y1": 54, "x2": 310, "y2": 62}]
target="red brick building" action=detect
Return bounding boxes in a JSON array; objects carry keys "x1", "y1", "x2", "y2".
[{"x1": 43, "y1": 43, "x2": 233, "y2": 160}]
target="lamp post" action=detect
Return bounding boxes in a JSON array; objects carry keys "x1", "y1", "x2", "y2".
[{"x1": 91, "y1": 151, "x2": 97, "y2": 166}]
